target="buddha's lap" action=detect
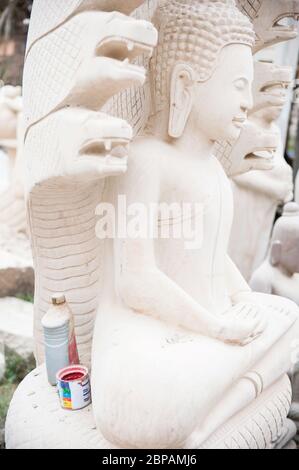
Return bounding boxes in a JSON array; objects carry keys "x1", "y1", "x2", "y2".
[{"x1": 94, "y1": 306, "x2": 296, "y2": 399}]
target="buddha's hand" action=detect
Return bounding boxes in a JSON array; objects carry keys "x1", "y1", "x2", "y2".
[{"x1": 212, "y1": 302, "x2": 267, "y2": 346}]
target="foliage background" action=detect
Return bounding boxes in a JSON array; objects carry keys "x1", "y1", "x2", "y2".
[
  {"x1": 0, "y1": 0, "x2": 32, "y2": 39},
  {"x1": 0, "y1": 1, "x2": 35, "y2": 448},
  {"x1": 0, "y1": 0, "x2": 33, "y2": 84}
]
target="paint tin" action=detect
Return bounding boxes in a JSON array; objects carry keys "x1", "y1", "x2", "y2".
[{"x1": 56, "y1": 365, "x2": 91, "y2": 410}]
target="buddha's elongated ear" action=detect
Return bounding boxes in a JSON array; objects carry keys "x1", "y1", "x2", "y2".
[
  {"x1": 168, "y1": 63, "x2": 195, "y2": 138},
  {"x1": 270, "y1": 240, "x2": 282, "y2": 266}
]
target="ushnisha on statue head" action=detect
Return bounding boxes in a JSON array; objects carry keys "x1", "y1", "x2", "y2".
[{"x1": 147, "y1": 0, "x2": 255, "y2": 143}]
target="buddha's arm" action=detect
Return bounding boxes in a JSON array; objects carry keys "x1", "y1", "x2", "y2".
[
  {"x1": 226, "y1": 255, "x2": 251, "y2": 303},
  {"x1": 226, "y1": 257, "x2": 273, "y2": 323},
  {"x1": 118, "y1": 250, "x2": 222, "y2": 335},
  {"x1": 117, "y1": 235, "x2": 265, "y2": 342},
  {"x1": 115, "y1": 145, "x2": 263, "y2": 343},
  {"x1": 115, "y1": 149, "x2": 220, "y2": 335}
]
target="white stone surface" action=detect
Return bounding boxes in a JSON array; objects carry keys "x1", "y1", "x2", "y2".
[
  {"x1": 0, "y1": 297, "x2": 34, "y2": 358},
  {"x1": 5, "y1": 365, "x2": 292, "y2": 449},
  {"x1": 216, "y1": 58, "x2": 294, "y2": 281},
  {"x1": 0, "y1": 150, "x2": 10, "y2": 193},
  {"x1": 0, "y1": 225, "x2": 32, "y2": 269},
  {"x1": 6, "y1": 0, "x2": 299, "y2": 450}
]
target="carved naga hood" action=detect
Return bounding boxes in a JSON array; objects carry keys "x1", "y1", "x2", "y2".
[{"x1": 23, "y1": 0, "x2": 158, "y2": 365}]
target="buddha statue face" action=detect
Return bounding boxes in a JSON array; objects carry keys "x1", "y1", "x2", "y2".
[
  {"x1": 188, "y1": 43, "x2": 254, "y2": 142},
  {"x1": 150, "y1": 0, "x2": 255, "y2": 143}
]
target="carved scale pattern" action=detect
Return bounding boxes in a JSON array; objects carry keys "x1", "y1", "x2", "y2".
[
  {"x1": 200, "y1": 374, "x2": 293, "y2": 449},
  {"x1": 236, "y1": 0, "x2": 262, "y2": 20},
  {"x1": 24, "y1": 1, "x2": 157, "y2": 136},
  {"x1": 24, "y1": 13, "x2": 97, "y2": 132},
  {"x1": 213, "y1": 140, "x2": 234, "y2": 174},
  {"x1": 28, "y1": 179, "x2": 104, "y2": 366},
  {"x1": 25, "y1": 0, "x2": 83, "y2": 55},
  {"x1": 23, "y1": 1, "x2": 158, "y2": 366}
]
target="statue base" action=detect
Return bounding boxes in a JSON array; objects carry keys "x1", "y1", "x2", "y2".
[{"x1": 5, "y1": 366, "x2": 296, "y2": 449}]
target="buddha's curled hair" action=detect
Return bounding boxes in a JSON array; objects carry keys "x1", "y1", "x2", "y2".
[{"x1": 151, "y1": 0, "x2": 255, "y2": 112}]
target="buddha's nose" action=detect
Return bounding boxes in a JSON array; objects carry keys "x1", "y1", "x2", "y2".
[{"x1": 241, "y1": 90, "x2": 253, "y2": 114}]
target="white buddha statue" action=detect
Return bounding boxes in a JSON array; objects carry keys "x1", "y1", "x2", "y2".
[
  {"x1": 90, "y1": 0, "x2": 299, "y2": 448},
  {"x1": 5, "y1": 0, "x2": 299, "y2": 449}
]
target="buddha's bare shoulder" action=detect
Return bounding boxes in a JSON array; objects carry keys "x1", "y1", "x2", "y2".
[{"x1": 130, "y1": 136, "x2": 176, "y2": 161}]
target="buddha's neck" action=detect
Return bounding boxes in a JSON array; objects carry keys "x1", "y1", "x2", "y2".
[
  {"x1": 146, "y1": 110, "x2": 214, "y2": 161},
  {"x1": 173, "y1": 124, "x2": 213, "y2": 161}
]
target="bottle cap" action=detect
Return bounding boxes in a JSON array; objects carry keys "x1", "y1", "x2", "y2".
[{"x1": 52, "y1": 293, "x2": 66, "y2": 305}]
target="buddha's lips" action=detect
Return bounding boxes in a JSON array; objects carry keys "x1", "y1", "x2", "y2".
[{"x1": 232, "y1": 117, "x2": 247, "y2": 128}]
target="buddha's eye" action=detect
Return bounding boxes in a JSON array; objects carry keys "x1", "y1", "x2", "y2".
[{"x1": 234, "y1": 78, "x2": 247, "y2": 91}]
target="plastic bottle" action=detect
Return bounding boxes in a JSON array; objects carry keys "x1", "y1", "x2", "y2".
[{"x1": 42, "y1": 293, "x2": 79, "y2": 385}]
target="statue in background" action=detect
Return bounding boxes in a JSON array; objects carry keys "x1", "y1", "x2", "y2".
[
  {"x1": 236, "y1": 0, "x2": 299, "y2": 53},
  {"x1": 0, "y1": 85, "x2": 26, "y2": 233},
  {"x1": 228, "y1": 61, "x2": 294, "y2": 280},
  {"x1": 5, "y1": 0, "x2": 299, "y2": 450},
  {"x1": 250, "y1": 201, "x2": 299, "y2": 301},
  {"x1": 0, "y1": 85, "x2": 32, "y2": 298},
  {"x1": 250, "y1": 202, "x2": 299, "y2": 440},
  {"x1": 214, "y1": 0, "x2": 299, "y2": 281},
  {"x1": 0, "y1": 85, "x2": 22, "y2": 176}
]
